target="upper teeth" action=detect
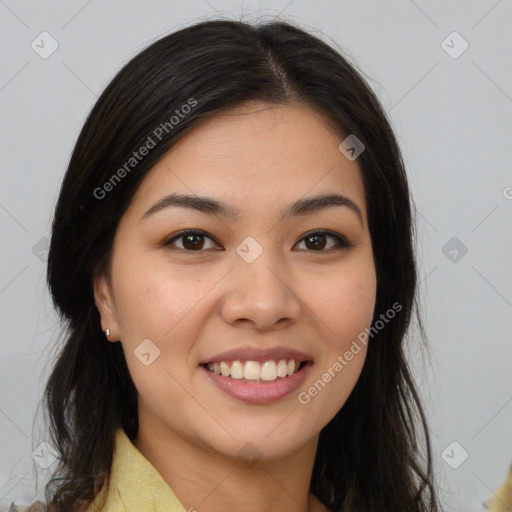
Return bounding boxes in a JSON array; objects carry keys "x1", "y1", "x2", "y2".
[{"x1": 205, "y1": 359, "x2": 301, "y2": 381}]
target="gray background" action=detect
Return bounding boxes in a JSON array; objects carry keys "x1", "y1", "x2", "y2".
[{"x1": 1, "y1": 0, "x2": 511, "y2": 510}]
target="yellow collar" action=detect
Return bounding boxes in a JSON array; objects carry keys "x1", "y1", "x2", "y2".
[{"x1": 87, "y1": 428, "x2": 187, "y2": 512}]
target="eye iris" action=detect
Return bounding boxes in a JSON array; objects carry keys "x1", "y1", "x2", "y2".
[
  {"x1": 305, "y1": 233, "x2": 326, "y2": 250},
  {"x1": 183, "y1": 233, "x2": 204, "y2": 250},
  {"x1": 171, "y1": 231, "x2": 341, "y2": 251}
]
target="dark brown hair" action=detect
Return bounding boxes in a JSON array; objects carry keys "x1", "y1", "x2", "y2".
[{"x1": 40, "y1": 18, "x2": 440, "y2": 511}]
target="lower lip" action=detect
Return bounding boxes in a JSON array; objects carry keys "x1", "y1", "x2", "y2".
[{"x1": 199, "y1": 362, "x2": 313, "y2": 404}]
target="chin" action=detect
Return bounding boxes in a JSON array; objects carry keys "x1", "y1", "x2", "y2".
[{"x1": 201, "y1": 422, "x2": 316, "y2": 462}]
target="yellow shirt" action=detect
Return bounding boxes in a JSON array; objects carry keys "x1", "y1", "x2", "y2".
[{"x1": 87, "y1": 428, "x2": 187, "y2": 512}]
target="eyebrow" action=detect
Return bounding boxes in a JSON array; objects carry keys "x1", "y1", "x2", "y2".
[{"x1": 141, "y1": 192, "x2": 363, "y2": 225}]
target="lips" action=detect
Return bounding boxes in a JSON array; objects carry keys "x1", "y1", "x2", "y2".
[
  {"x1": 197, "y1": 345, "x2": 314, "y2": 403},
  {"x1": 198, "y1": 346, "x2": 313, "y2": 365},
  {"x1": 199, "y1": 360, "x2": 313, "y2": 404}
]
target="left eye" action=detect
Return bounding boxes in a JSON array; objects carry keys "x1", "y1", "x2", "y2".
[
  {"x1": 163, "y1": 229, "x2": 350, "y2": 252},
  {"x1": 294, "y1": 230, "x2": 350, "y2": 251}
]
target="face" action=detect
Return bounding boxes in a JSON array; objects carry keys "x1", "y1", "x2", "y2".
[{"x1": 94, "y1": 101, "x2": 377, "y2": 461}]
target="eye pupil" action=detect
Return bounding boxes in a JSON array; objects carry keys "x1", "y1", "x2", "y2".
[
  {"x1": 183, "y1": 234, "x2": 204, "y2": 250},
  {"x1": 305, "y1": 234, "x2": 326, "y2": 250},
  {"x1": 166, "y1": 230, "x2": 347, "y2": 253}
]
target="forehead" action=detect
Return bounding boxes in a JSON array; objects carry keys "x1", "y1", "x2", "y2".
[{"x1": 126, "y1": 101, "x2": 367, "y2": 221}]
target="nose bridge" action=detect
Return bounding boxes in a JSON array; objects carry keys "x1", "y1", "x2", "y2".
[{"x1": 220, "y1": 236, "x2": 301, "y2": 329}]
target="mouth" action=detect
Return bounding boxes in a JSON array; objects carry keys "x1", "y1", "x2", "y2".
[
  {"x1": 198, "y1": 359, "x2": 314, "y2": 404},
  {"x1": 199, "y1": 359, "x2": 310, "y2": 383}
]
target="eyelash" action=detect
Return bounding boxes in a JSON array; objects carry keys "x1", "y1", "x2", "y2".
[{"x1": 162, "y1": 229, "x2": 352, "y2": 253}]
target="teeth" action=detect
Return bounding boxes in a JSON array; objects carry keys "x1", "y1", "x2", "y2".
[
  {"x1": 276, "y1": 359, "x2": 288, "y2": 378},
  {"x1": 244, "y1": 361, "x2": 261, "y2": 380},
  {"x1": 205, "y1": 359, "x2": 303, "y2": 382},
  {"x1": 220, "y1": 362, "x2": 230, "y2": 377},
  {"x1": 261, "y1": 361, "x2": 277, "y2": 381},
  {"x1": 230, "y1": 361, "x2": 244, "y2": 379}
]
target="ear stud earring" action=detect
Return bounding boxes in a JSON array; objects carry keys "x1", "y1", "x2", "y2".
[{"x1": 105, "y1": 328, "x2": 110, "y2": 338}]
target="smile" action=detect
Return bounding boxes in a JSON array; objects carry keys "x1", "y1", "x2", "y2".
[
  {"x1": 199, "y1": 360, "x2": 313, "y2": 404},
  {"x1": 202, "y1": 359, "x2": 304, "y2": 382}
]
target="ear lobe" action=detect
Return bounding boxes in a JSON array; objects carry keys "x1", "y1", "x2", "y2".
[{"x1": 93, "y1": 272, "x2": 119, "y2": 341}]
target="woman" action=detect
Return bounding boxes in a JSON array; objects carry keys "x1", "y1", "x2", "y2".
[{"x1": 34, "y1": 18, "x2": 439, "y2": 511}]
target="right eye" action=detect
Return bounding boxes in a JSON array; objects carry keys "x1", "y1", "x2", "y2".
[{"x1": 162, "y1": 229, "x2": 222, "y2": 252}]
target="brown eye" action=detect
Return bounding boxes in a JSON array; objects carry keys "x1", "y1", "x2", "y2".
[
  {"x1": 163, "y1": 230, "x2": 220, "y2": 251},
  {"x1": 295, "y1": 230, "x2": 351, "y2": 251}
]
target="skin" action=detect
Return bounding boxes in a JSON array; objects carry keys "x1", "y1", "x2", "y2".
[{"x1": 94, "y1": 100, "x2": 377, "y2": 512}]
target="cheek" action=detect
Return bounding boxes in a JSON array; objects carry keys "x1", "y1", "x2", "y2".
[
  {"x1": 303, "y1": 260, "x2": 377, "y2": 346},
  {"x1": 298, "y1": 266, "x2": 375, "y2": 426},
  {"x1": 321, "y1": 262, "x2": 376, "y2": 408},
  {"x1": 112, "y1": 256, "x2": 211, "y2": 340},
  {"x1": 111, "y1": 257, "x2": 213, "y2": 395},
  {"x1": 114, "y1": 267, "x2": 199, "y2": 414}
]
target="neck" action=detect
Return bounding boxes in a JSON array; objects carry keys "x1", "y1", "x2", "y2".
[{"x1": 133, "y1": 418, "x2": 326, "y2": 512}]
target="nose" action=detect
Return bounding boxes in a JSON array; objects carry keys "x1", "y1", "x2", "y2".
[{"x1": 220, "y1": 249, "x2": 302, "y2": 331}]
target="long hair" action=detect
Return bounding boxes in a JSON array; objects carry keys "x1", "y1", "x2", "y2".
[{"x1": 41, "y1": 18, "x2": 440, "y2": 511}]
